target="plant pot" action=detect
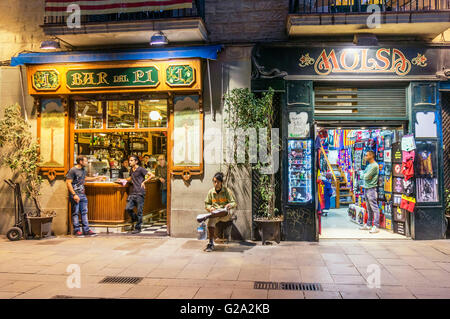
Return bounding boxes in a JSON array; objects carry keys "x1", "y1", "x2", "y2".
[
  {"x1": 27, "y1": 216, "x2": 53, "y2": 239},
  {"x1": 254, "y1": 218, "x2": 283, "y2": 245}
]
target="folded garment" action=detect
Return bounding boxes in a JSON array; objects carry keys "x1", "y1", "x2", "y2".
[
  {"x1": 401, "y1": 160, "x2": 414, "y2": 181},
  {"x1": 400, "y1": 195, "x2": 416, "y2": 213},
  {"x1": 402, "y1": 150, "x2": 415, "y2": 162}
]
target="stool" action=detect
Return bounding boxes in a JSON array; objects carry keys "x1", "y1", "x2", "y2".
[{"x1": 215, "y1": 213, "x2": 237, "y2": 244}]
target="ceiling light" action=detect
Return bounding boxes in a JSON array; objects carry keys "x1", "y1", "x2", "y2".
[
  {"x1": 149, "y1": 111, "x2": 162, "y2": 121},
  {"x1": 150, "y1": 31, "x2": 168, "y2": 46},
  {"x1": 40, "y1": 40, "x2": 60, "y2": 50}
]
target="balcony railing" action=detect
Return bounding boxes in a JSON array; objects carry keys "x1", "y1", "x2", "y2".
[
  {"x1": 44, "y1": 0, "x2": 204, "y2": 25},
  {"x1": 289, "y1": 0, "x2": 449, "y2": 13}
]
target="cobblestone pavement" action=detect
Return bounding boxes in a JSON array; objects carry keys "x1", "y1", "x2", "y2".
[{"x1": 0, "y1": 235, "x2": 449, "y2": 299}]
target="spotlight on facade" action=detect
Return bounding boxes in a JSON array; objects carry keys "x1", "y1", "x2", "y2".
[
  {"x1": 150, "y1": 31, "x2": 168, "y2": 46},
  {"x1": 353, "y1": 34, "x2": 378, "y2": 46},
  {"x1": 40, "y1": 40, "x2": 61, "y2": 50}
]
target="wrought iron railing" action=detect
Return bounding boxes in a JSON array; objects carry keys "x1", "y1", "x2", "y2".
[
  {"x1": 289, "y1": 0, "x2": 449, "y2": 13},
  {"x1": 44, "y1": 0, "x2": 204, "y2": 25}
]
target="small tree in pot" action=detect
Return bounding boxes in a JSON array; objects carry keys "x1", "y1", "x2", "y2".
[
  {"x1": 0, "y1": 104, "x2": 55, "y2": 240},
  {"x1": 224, "y1": 88, "x2": 282, "y2": 244}
]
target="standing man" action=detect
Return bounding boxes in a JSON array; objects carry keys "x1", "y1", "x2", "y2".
[
  {"x1": 359, "y1": 150, "x2": 380, "y2": 233},
  {"x1": 155, "y1": 155, "x2": 167, "y2": 208},
  {"x1": 66, "y1": 156, "x2": 103, "y2": 237},
  {"x1": 198, "y1": 172, "x2": 237, "y2": 252},
  {"x1": 118, "y1": 155, "x2": 154, "y2": 234}
]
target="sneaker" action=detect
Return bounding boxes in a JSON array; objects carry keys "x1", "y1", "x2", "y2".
[
  {"x1": 359, "y1": 224, "x2": 370, "y2": 230},
  {"x1": 204, "y1": 243, "x2": 214, "y2": 252},
  {"x1": 196, "y1": 213, "x2": 210, "y2": 223},
  {"x1": 74, "y1": 231, "x2": 84, "y2": 237},
  {"x1": 131, "y1": 229, "x2": 141, "y2": 234},
  {"x1": 84, "y1": 230, "x2": 97, "y2": 237},
  {"x1": 369, "y1": 226, "x2": 379, "y2": 234}
]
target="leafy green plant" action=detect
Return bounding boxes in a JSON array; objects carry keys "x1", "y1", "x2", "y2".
[
  {"x1": 0, "y1": 104, "x2": 43, "y2": 214},
  {"x1": 224, "y1": 87, "x2": 281, "y2": 220}
]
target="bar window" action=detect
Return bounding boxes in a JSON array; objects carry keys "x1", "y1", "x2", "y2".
[
  {"x1": 138, "y1": 99, "x2": 168, "y2": 128},
  {"x1": 107, "y1": 100, "x2": 135, "y2": 128},
  {"x1": 75, "y1": 101, "x2": 103, "y2": 129}
]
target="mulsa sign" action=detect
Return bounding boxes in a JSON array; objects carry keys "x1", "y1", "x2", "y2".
[
  {"x1": 302, "y1": 48, "x2": 427, "y2": 76},
  {"x1": 253, "y1": 46, "x2": 440, "y2": 78}
]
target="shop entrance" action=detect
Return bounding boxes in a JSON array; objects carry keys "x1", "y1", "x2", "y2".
[
  {"x1": 315, "y1": 124, "x2": 410, "y2": 239},
  {"x1": 71, "y1": 97, "x2": 168, "y2": 235}
]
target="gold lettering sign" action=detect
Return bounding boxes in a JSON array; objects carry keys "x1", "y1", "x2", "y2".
[{"x1": 298, "y1": 48, "x2": 426, "y2": 76}]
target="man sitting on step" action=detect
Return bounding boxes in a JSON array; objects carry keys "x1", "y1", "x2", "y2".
[{"x1": 197, "y1": 172, "x2": 237, "y2": 252}]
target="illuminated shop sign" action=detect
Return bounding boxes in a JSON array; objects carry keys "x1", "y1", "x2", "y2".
[{"x1": 252, "y1": 46, "x2": 441, "y2": 79}]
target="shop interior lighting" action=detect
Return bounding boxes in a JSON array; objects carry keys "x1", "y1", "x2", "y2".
[
  {"x1": 40, "y1": 40, "x2": 60, "y2": 50},
  {"x1": 150, "y1": 31, "x2": 168, "y2": 46},
  {"x1": 149, "y1": 110, "x2": 162, "y2": 121}
]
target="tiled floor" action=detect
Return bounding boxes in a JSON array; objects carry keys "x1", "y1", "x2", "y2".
[
  {"x1": 320, "y1": 208, "x2": 406, "y2": 239},
  {"x1": 0, "y1": 235, "x2": 449, "y2": 299}
]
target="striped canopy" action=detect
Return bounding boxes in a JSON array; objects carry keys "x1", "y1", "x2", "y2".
[{"x1": 45, "y1": 0, "x2": 193, "y2": 17}]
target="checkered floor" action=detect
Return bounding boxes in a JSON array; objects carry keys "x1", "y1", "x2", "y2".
[{"x1": 141, "y1": 215, "x2": 167, "y2": 236}]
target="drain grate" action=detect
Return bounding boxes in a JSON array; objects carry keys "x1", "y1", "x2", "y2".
[
  {"x1": 254, "y1": 281, "x2": 279, "y2": 290},
  {"x1": 254, "y1": 281, "x2": 322, "y2": 291},
  {"x1": 99, "y1": 276, "x2": 143, "y2": 284}
]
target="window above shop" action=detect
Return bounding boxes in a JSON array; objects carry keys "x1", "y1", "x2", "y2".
[{"x1": 74, "y1": 98, "x2": 168, "y2": 131}]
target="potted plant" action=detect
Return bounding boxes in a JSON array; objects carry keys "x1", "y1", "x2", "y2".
[
  {"x1": 224, "y1": 88, "x2": 282, "y2": 244},
  {"x1": 0, "y1": 103, "x2": 55, "y2": 240}
]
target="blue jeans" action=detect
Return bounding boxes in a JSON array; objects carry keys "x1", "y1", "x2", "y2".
[
  {"x1": 70, "y1": 193, "x2": 90, "y2": 233},
  {"x1": 161, "y1": 189, "x2": 167, "y2": 207},
  {"x1": 364, "y1": 187, "x2": 379, "y2": 227},
  {"x1": 126, "y1": 194, "x2": 145, "y2": 230}
]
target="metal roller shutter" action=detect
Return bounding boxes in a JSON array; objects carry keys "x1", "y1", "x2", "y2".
[{"x1": 314, "y1": 85, "x2": 407, "y2": 120}]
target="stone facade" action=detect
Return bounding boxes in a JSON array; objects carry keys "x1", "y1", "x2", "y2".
[{"x1": 205, "y1": 0, "x2": 289, "y2": 43}]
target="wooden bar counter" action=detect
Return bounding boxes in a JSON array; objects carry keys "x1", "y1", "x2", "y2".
[{"x1": 85, "y1": 180, "x2": 163, "y2": 224}]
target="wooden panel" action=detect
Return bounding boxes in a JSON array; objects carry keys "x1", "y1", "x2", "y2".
[
  {"x1": 143, "y1": 181, "x2": 164, "y2": 215},
  {"x1": 85, "y1": 181, "x2": 163, "y2": 224},
  {"x1": 85, "y1": 183, "x2": 129, "y2": 223}
]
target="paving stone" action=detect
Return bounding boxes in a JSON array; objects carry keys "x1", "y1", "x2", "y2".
[
  {"x1": 407, "y1": 286, "x2": 450, "y2": 297},
  {"x1": 268, "y1": 290, "x2": 304, "y2": 299},
  {"x1": 332, "y1": 274, "x2": 367, "y2": 285},
  {"x1": 326, "y1": 263, "x2": 360, "y2": 275},
  {"x1": 299, "y1": 266, "x2": 333, "y2": 284},
  {"x1": 120, "y1": 285, "x2": 167, "y2": 299},
  {"x1": 194, "y1": 287, "x2": 233, "y2": 299},
  {"x1": 400, "y1": 256, "x2": 441, "y2": 270},
  {"x1": 230, "y1": 288, "x2": 268, "y2": 299},
  {"x1": 156, "y1": 286, "x2": 200, "y2": 299},
  {"x1": 206, "y1": 267, "x2": 241, "y2": 281},
  {"x1": 0, "y1": 281, "x2": 44, "y2": 293},
  {"x1": 304, "y1": 291, "x2": 341, "y2": 299}
]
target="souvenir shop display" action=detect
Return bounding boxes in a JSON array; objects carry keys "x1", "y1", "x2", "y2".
[
  {"x1": 316, "y1": 127, "x2": 403, "y2": 233},
  {"x1": 288, "y1": 139, "x2": 312, "y2": 203}
]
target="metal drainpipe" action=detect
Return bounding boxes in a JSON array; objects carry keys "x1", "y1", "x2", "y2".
[
  {"x1": 19, "y1": 65, "x2": 28, "y2": 122},
  {"x1": 207, "y1": 58, "x2": 214, "y2": 121}
]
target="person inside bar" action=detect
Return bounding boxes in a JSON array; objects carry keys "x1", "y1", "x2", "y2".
[
  {"x1": 142, "y1": 154, "x2": 152, "y2": 169},
  {"x1": 119, "y1": 158, "x2": 129, "y2": 179},
  {"x1": 155, "y1": 154, "x2": 167, "y2": 208}
]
